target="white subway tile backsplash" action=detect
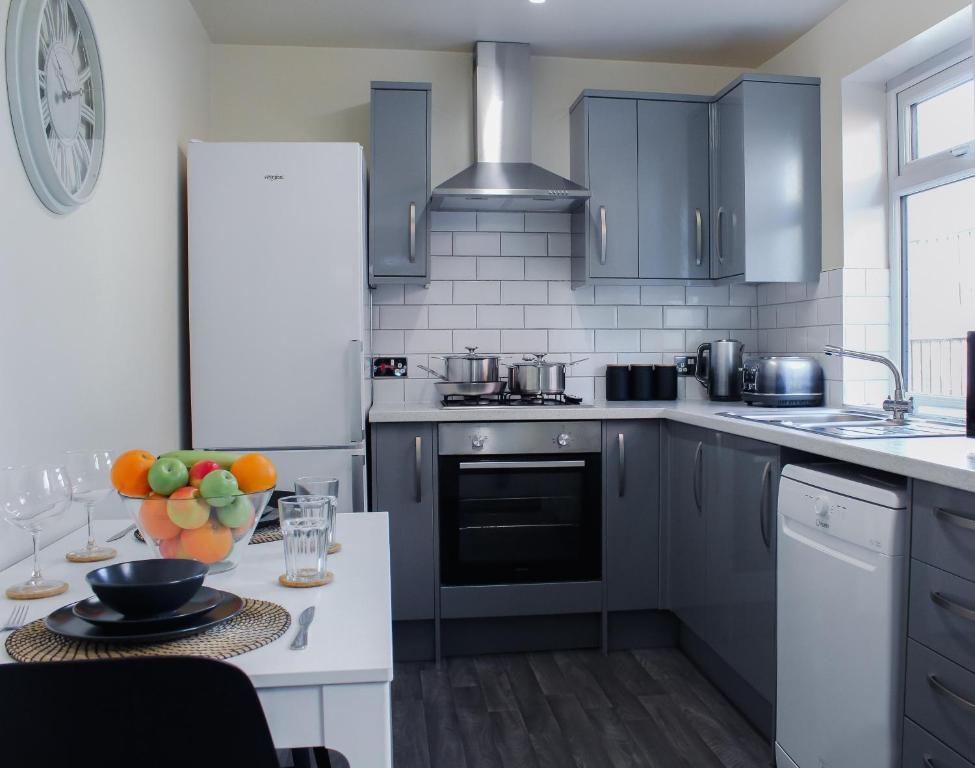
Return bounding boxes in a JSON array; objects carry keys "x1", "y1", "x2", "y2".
[
  {"x1": 865, "y1": 269, "x2": 890, "y2": 296},
  {"x1": 454, "y1": 330, "x2": 500, "y2": 352},
  {"x1": 795, "y1": 300, "x2": 817, "y2": 327},
  {"x1": 430, "y1": 212, "x2": 476, "y2": 231},
  {"x1": 817, "y1": 297, "x2": 843, "y2": 325},
  {"x1": 431, "y1": 256, "x2": 477, "y2": 280},
  {"x1": 549, "y1": 329, "x2": 595, "y2": 352},
  {"x1": 827, "y1": 269, "x2": 843, "y2": 297},
  {"x1": 572, "y1": 306, "x2": 617, "y2": 328},
  {"x1": 730, "y1": 284, "x2": 758, "y2": 306},
  {"x1": 785, "y1": 283, "x2": 807, "y2": 302},
  {"x1": 547, "y1": 234, "x2": 572, "y2": 257},
  {"x1": 686, "y1": 285, "x2": 729, "y2": 306},
  {"x1": 595, "y1": 286, "x2": 641, "y2": 305},
  {"x1": 372, "y1": 284, "x2": 404, "y2": 305},
  {"x1": 708, "y1": 306, "x2": 751, "y2": 329},
  {"x1": 618, "y1": 306, "x2": 663, "y2": 329},
  {"x1": 501, "y1": 233, "x2": 548, "y2": 257},
  {"x1": 641, "y1": 286, "x2": 685, "y2": 305},
  {"x1": 525, "y1": 257, "x2": 571, "y2": 280},
  {"x1": 776, "y1": 304, "x2": 797, "y2": 328},
  {"x1": 379, "y1": 305, "x2": 428, "y2": 329},
  {"x1": 564, "y1": 376, "x2": 595, "y2": 401},
  {"x1": 429, "y1": 305, "x2": 475, "y2": 329},
  {"x1": 502, "y1": 281, "x2": 548, "y2": 305},
  {"x1": 549, "y1": 282, "x2": 594, "y2": 305},
  {"x1": 477, "y1": 212, "x2": 524, "y2": 232},
  {"x1": 373, "y1": 379, "x2": 405, "y2": 404},
  {"x1": 429, "y1": 232, "x2": 453, "y2": 256},
  {"x1": 373, "y1": 330, "x2": 405, "y2": 354},
  {"x1": 501, "y1": 329, "x2": 548, "y2": 353},
  {"x1": 454, "y1": 232, "x2": 501, "y2": 256},
  {"x1": 477, "y1": 304, "x2": 523, "y2": 329},
  {"x1": 843, "y1": 268, "x2": 866, "y2": 296},
  {"x1": 570, "y1": 353, "x2": 618, "y2": 377},
  {"x1": 618, "y1": 352, "x2": 663, "y2": 365},
  {"x1": 758, "y1": 306, "x2": 776, "y2": 329},
  {"x1": 404, "y1": 378, "x2": 440, "y2": 404},
  {"x1": 641, "y1": 329, "x2": 685, "y2": 352},
  {"x1": 865, "y1": 324, "x2": 890, "y2": 352},
  {"x1": 766, "y1": 283, "x2": 787, "y2": 304},
  {"x1": 596, "y1": 330, "x2": 640, "y2": 352},
  {"x1": 404, "y1": 330, "x2": 452, "y2": 353},
  {"x1": 453, "y1": 281, "x2": 500, "y2": 305},
  {"x1": 477, "y1": 257, "x2": 524, "y2": 280},
  {"x1": 404, "y1": 281, "x2": 453, "y2": 305},
  {"x1": 663, "y1": 306, "x2": 707, "y2": 329},
  {"x1": 525, "y1": 213, "x2": 571, "y2": 233},
  {"x1": 844, "y1": 296, "x2": 889, "y2": 325},
  {"x1": 525, "y1": 305, "x2": 571, "y2": 329}
]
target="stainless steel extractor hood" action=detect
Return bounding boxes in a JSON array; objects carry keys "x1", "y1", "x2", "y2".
[{"x1": 431, "y1": 42, "x2": 589, "y2": 214}]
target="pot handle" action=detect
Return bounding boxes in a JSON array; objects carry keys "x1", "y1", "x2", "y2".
[
  {"x1": 564, "y1": 357, "x2": 590, "y2": 366},
  {"x1": 695, "y1": 343, "x2": 710, "y2": 389},
  {"x1": 417, "y1": 364, "x2": 448, "y2": 381}
]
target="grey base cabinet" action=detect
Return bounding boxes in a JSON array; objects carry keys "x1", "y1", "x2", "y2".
[
  {"x1": 604, "y1": 422, "x2": 660, "y2": 611},
  {"x1": 371, "y1": 423, "x2": 436, "y2": 622}
]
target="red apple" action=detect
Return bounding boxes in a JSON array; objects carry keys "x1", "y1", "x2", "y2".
[
  {"x1": 189, "y1": 460, "x2": 222, "y2": 488},
  {"x1": 159, "y1": 535, "x2": 190, "y2": 559},
  {"x1": 166, "y1": 486, "x2": 210, "y2": 529}
]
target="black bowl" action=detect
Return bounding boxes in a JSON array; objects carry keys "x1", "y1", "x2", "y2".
[{"x1": 85, "y1": 560, "x2": 208, "y2": 617}]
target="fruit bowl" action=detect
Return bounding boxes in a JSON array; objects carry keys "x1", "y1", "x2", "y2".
[{"x1": 120, "y1": 488, "x2": 272, "y2": 574}]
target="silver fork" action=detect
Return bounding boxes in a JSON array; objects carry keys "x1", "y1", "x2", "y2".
[{"x1": 1, "y1": 605, "x2": 29, "y2": 632}]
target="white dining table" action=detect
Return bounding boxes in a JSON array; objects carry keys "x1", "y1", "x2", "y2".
[{"x1": 0, "y1": 512, "x2": 393, "y2": 768}]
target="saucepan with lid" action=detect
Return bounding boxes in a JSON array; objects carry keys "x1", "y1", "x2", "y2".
[
  {"x1": 427, "y1": 347, "x2": 501, "y2": 383},
  {"x1": 507, "y1": 354, "x2": 589, "y2": 396}
]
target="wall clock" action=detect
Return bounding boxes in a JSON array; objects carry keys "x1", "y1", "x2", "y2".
[{"x1": 6, "y1": 0, "x2": 105, "y2": 214}]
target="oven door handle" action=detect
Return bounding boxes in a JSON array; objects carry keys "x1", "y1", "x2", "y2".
[{"x1": 457, "y1": 460, "x2": 587, "y2": 471}]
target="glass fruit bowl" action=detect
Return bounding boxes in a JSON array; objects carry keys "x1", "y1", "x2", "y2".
[{"x1": 119, "y1": 489, "x2": 272, "y2": 574}]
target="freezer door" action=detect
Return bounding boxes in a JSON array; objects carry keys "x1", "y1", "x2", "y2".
[
  {"x1": 188, "y1": 142, "x2": 368, "y2": 450},
  {"x1": 262, "y1": 449, "x2": 367, "y2": 514}
]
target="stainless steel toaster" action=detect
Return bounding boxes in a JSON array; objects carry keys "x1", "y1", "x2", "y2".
[{"x1": 742, "y1": 356, "x2": 824, "y2": 407}]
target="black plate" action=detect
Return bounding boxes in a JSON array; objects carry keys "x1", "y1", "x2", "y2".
[
  {"x1": 46, "y1": 591, "x2": 243, "y2": 644},
  {"x1": 72, "y1": 586, "x2": 222, "y2": 627}
]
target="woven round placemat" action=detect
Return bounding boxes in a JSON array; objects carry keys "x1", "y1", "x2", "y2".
[
  {"x1": 5, "y1": 597, "x2": 290, "y2": 663},
  {"x1": 135, "y1": 526, "x2": 283, "y2": 545}
]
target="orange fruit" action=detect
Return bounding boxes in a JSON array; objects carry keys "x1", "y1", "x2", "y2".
[
  {"x1": 230, "y1": 453, "x2": 277, "y2": 493},
  {"x1": 139, "y1": 494, "x2": 181, "y2": 540},
  {"x1": 111, "y1": 449, "x2": 156, "y2": 496},
  {"x1": 181, "y1": 519, "x2": 233, "y2": 564}
]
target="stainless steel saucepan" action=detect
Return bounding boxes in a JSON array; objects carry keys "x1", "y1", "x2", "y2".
[
  {"x1": 417, "y1": 364, "x2": 507, "y2": 398},
  {"x1": 507, "y1": 354, "x2": 589, "y2": 396},
  {"x1": 428, "y1": 347, "x2": 501, "y2": 383}
]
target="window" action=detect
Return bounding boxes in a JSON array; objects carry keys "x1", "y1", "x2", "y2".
[{"x1": 889, "y1": 50, "x2": 975, "y2": 416}]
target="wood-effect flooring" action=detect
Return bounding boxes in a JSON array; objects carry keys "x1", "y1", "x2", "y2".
[{"x1": 392, "y1": 647, "x2": 774, "y2": 768}]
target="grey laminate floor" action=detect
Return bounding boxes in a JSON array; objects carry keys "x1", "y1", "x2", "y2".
[{"x1": 392, "y1": 647, "x2": 774, "y2": 768}]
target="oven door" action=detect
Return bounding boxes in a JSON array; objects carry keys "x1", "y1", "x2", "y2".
[{"x1": 439, "y1": 454, "x2": 602, "y2": 586}]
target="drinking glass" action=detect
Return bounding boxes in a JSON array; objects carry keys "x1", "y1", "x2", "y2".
[
  {"x1": 294, "y1": 476, "x2": 339, "y2": 552},
  {"x1": 0, "y1": 465, "x2": 73, "y2": 599},
  {"x1": 278, "y1": 495, "x2": 333, "y2": 584},
  {"x1": 64, "y1": 450, "x2": 116, "y2": 562}
]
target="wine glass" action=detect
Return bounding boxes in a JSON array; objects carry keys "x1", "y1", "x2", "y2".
[
  {"x1": 0, "y1": 465, "x2": 73, "y2": 599},
  {"x1": 64, "y1": 450, "x2": 116, "y2": 562}
]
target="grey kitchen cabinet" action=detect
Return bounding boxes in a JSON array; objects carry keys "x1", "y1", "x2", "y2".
[
  {"x1": 571, "y1": 96, "x2": 640, "y2": 279},
  {"x1": 662, "y1": 422, "x2": 711, "y2": 636},
  {"x1": 638, "y1": 100, "x2": 710, "y2": 279},
  {"x1": 371, "y1": 423, "x2": 436, "y2": 621},
  {"x1": 604, "y1": 421, "x2": 661, "y2": 611},
  {"x1": 369, "y1": 82, "x2": 431, "y2": 285},
  {"x1": 711, "y1": 77, "x2": 822, "y2": 282},
  {"x1": 706, "y1": 431, "x2": 778, "y2": 702}
]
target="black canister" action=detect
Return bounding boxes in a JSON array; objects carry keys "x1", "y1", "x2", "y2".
[
  {"x1": 606, "y1": 365, "x2": 630, "y2": 401},
  {"x1": 967, "y1": 331, "x2": 974, "y2": 437},
  {"x1": 654, "y1": 365, "x2": 678, "y2": 400},
  {"x1": 629, "y1": 365, "x2": 654, "y2": 400}
]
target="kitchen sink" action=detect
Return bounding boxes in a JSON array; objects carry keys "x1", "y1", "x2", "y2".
[{"x1": 719, "y1": 408, "x2": 967, "y2": 439}]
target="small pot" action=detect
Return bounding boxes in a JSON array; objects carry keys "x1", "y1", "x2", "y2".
[
  {"x1": 507, "y1": 354, "x2": 589, "y2": 396},
  {"x1": 430, "y1": 346, "x2": 501, "y2": 383}
]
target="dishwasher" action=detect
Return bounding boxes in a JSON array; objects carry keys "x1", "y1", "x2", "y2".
[{"x1": 776, "y1": 463, "x2": 908, "y2": 768}]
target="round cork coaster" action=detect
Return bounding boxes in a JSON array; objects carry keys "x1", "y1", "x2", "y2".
[
  {"x1": 278, "y1": 572, "x2": 333, "y2": 588},
  {"x1": 5, "y1": 597, "x2": 290, "y2": 663},
  {"x1": 65, "y1": 548, "x2": 117, "y2": 563},
  {"x1": 5, "y1": 582, "x2": 69, "y2": 600},
  {"x1": 328, "y1": 541, "x2": 342, "y2": 555}
]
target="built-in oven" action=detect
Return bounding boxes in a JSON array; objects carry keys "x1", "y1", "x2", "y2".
[{"x1": 438, "y1": 422, "x2": 602, "y2": 587}]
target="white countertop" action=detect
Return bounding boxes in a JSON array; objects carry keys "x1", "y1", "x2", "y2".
[
  {"x1": 0, "y1": 514, "x2": 393, "y2": 688},
  {"x1": 369, "y1": 401, "x2": 975, "y2": 494}
]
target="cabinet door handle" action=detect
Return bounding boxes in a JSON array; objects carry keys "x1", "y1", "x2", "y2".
[
  {"x1": 408, "y1": 202, "x2": 417, "y2": 263},
  {"x1": 716, "y1": 207, "x2": 725, "y2": 264},
  {"x1": 694, "y1": 208, "x2": 703, "y2": 267},
  {"x1": 931, "y1": 591, "x2": 975, "y2": 623},
  {"x1": 928, "y1": 674, "x2": 975, "y2": 717},
  {"x1": 414, "y1": 436, "x2": 422, "y2": 503},
  {"x1": 692, "y1": 441, "x2": 703, "y2": 513},
  {"x1": 599, "y1": 205, "x2": 608, "y2": 264},
  {"x1": 936, "y1": 507, "x2": 975, "y2": 531},
  {"x1": 759, "y1": 461, "x2": 772, "y2": 550},
  {"x1": 617, "y1": 433, "x2": 625, "y2": 498}
]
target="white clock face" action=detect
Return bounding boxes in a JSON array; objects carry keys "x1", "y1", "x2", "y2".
[{"x1": 6, "y1": 0, "x2": 105, "y2": 214}]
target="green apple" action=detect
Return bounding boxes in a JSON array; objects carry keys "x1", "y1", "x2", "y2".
[
  {"x1": 217, "y1": 493, "x2": 254, "y2": 529},
  {"x1": 147, "y1": 457, "x2": 189, "y2": 496},
  {"x1": 199, "y1": 469, "x2": 240, "y2": 507},
  {"x1": 166, "y1": 486, "x2": 209, "y2": 529}
]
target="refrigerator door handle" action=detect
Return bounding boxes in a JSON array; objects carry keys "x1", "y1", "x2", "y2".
[
  {"x1": 349, "y1": 339, "x2": 365, "y2": 443},
  {"x1": 350, "y1": 453, "x2": 366, "y2": 512}
]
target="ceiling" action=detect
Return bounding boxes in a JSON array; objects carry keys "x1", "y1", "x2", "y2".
[{"x1": 188, "y1": 0, "x2": 847, "y2": 68}]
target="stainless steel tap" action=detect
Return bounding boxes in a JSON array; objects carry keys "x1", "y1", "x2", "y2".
[{"x1": 823, "y1": 346, "x2": 914, "y2": 424}]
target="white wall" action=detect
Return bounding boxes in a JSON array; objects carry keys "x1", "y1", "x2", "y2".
[
  {"x1": 0, "y1": 1, "x2": 210, "y2": 561},
  {"x1": 208, "y1": 44, "x2": 741, "y2": 185},
  {"x1": 759, "y1": 0, "x2": 973, "y2": 270}
]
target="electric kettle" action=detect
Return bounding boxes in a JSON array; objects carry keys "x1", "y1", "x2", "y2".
[{"x1": 696, "y1": 339, "x2": 745, "y2": 401}]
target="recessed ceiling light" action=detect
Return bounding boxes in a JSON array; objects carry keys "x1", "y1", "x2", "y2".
[{"x1": 529, "y1": 0, "x2": 546, "y2": 4}]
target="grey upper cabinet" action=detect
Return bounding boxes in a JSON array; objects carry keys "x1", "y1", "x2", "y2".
[
  {"x1": 371, "y1": 423, "x2": 436, "y2": 621},
  {"x1": 573, "y1": 97, "x2": 640, "y2": 279},
  {"x1": 638, "y1": 100, "x2": 710, "y2": 279},
  {"x1": 711, "y1": 78, "x2": 822, "y2": 282},
  {"x1": 369, "y1": 82, "x2": 431, "y2": 285},
  {"x1": 604, "y1": 422, "x2": 661, "y2": 612}
]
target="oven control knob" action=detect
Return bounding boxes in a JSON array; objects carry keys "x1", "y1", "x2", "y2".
[
  {"x1": 556, "y1": 433, "x2": 571, "y2": 447},
  {"x1": 471, "y1": 434, "x2": 488, "y2": 450},
  {"x1": 814, "y1": 496, "x2": 830, "y2": 517}
]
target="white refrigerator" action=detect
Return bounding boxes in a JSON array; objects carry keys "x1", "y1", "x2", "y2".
[{"x1": 187, "y1": 142, "x2": 371, "y2": 513}]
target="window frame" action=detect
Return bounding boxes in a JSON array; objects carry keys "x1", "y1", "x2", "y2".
[{"x1": 886, "y1": 45, "x2": 974, "y2": 414}]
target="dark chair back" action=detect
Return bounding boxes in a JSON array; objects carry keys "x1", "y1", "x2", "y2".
[{"x1": 0, "y1": 656, "x2": 280, "y2": 768}]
